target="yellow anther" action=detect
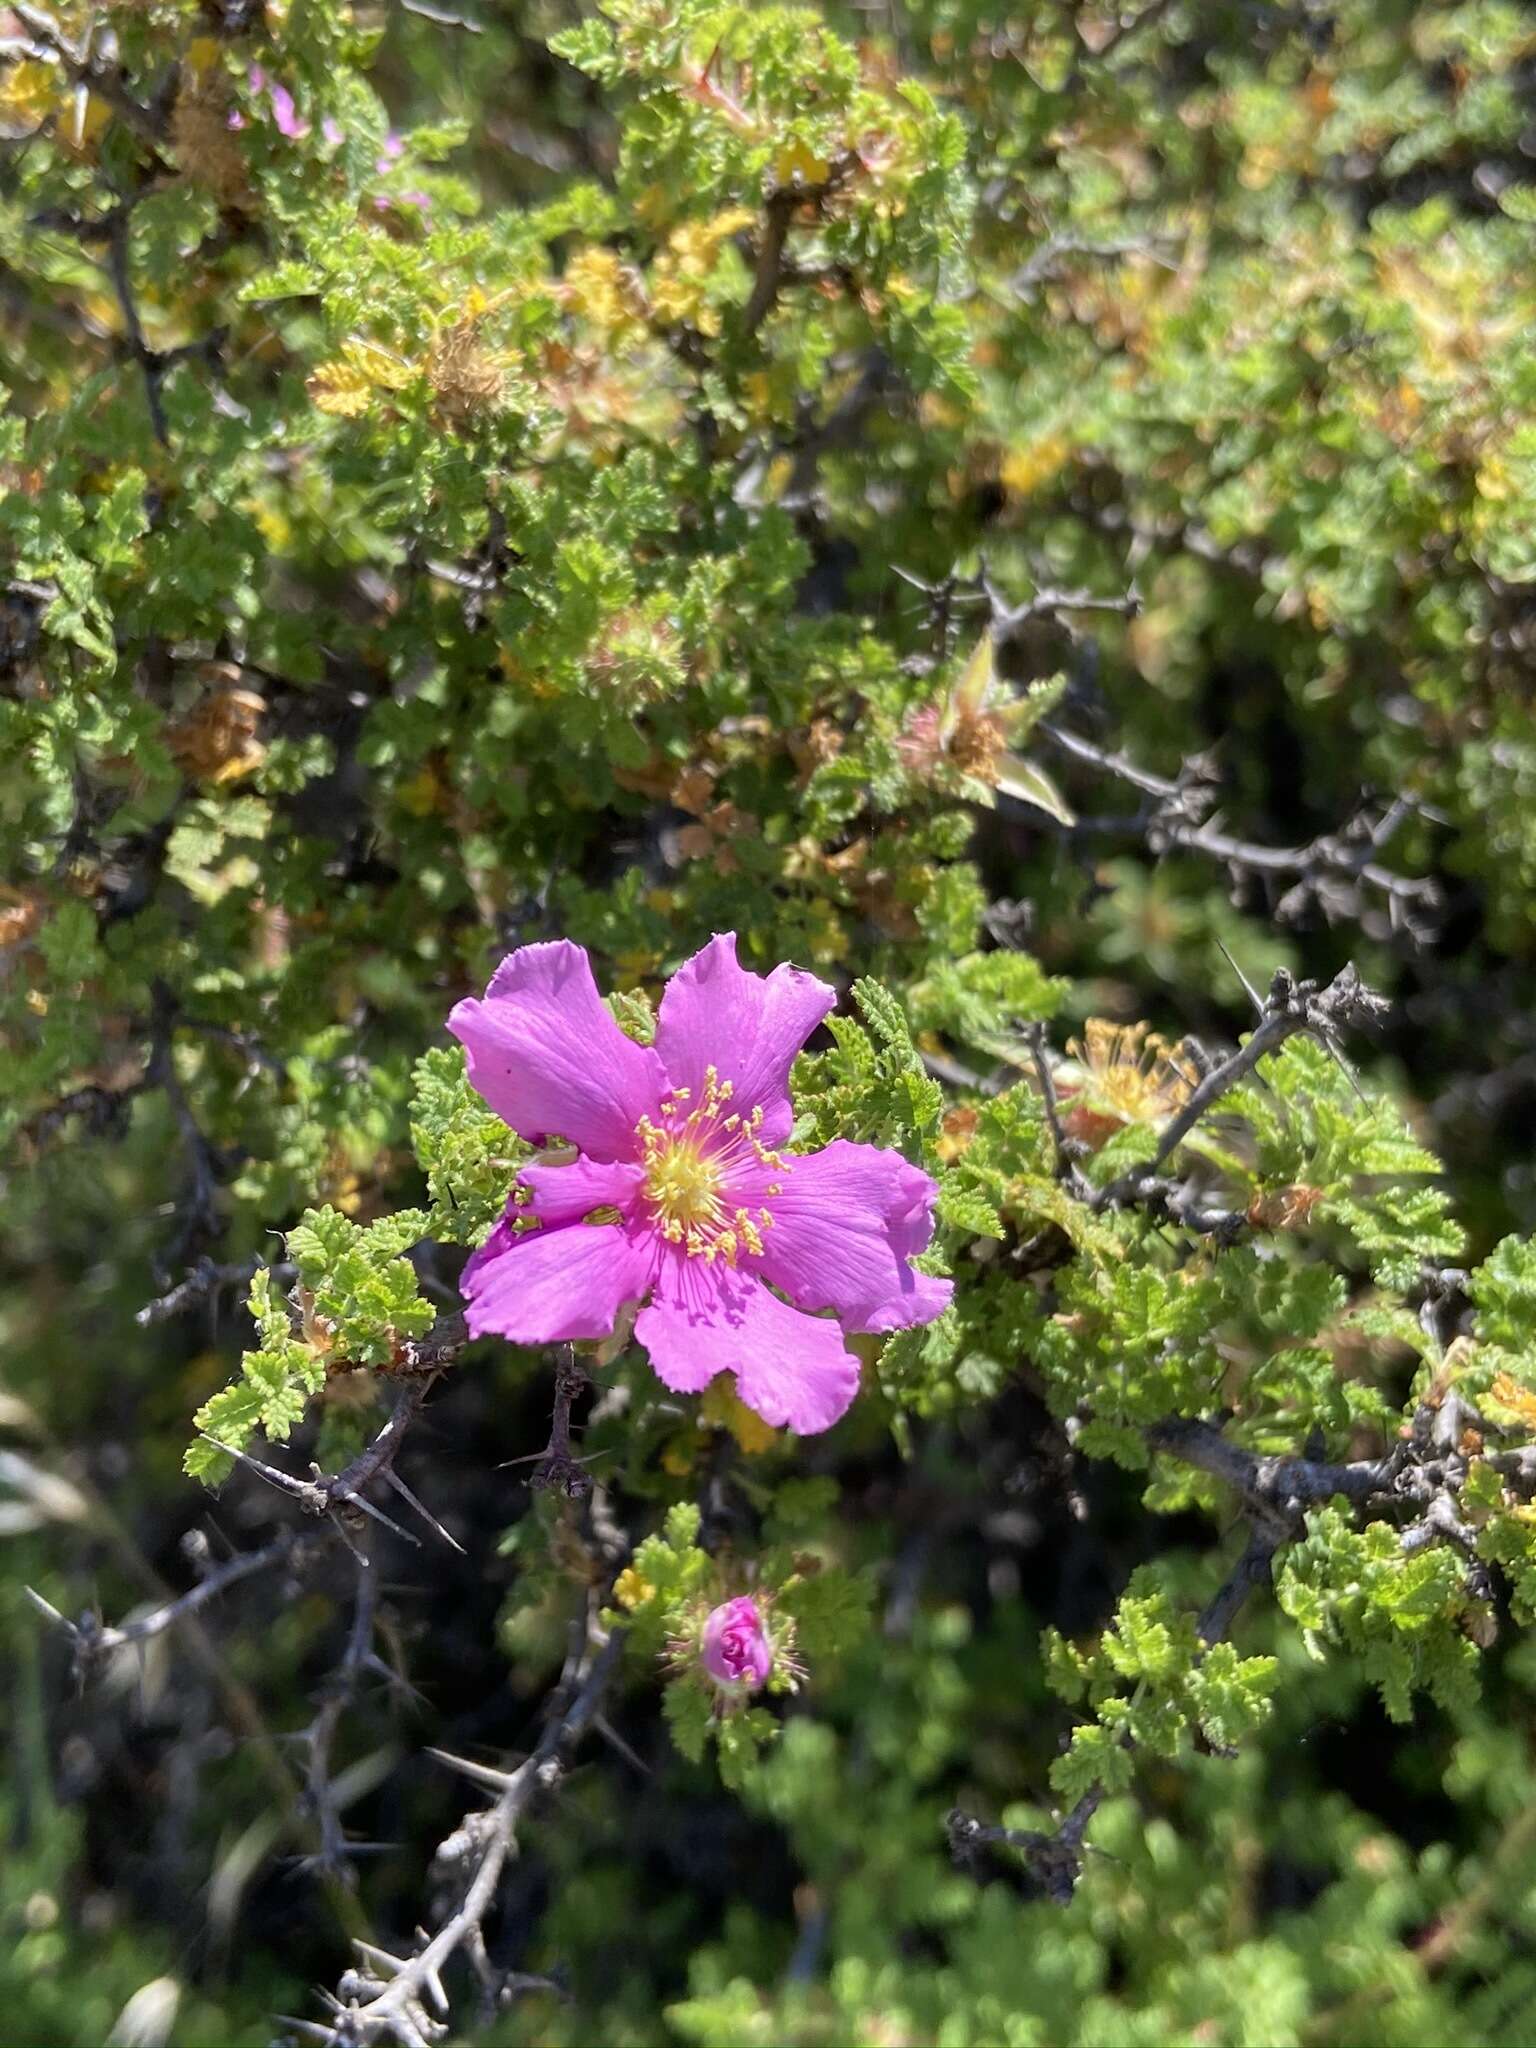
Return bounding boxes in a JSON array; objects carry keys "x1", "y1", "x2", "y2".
[
  {"x1": 736, "y1": 1210, "x2": 765, "y2": 1258},
  {"x1": 635, "y1": 1081, "x2": 780, "y2": 1264}
]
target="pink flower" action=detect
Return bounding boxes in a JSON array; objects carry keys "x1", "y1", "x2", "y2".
[
  {"x1": 267, "y1": 81, "x2": 308, "y2": 140},
  {"x1": 243, "y1": 64, "x2": 309, "y2": 140},
  {"x1": 701, "y1": 1597, "x2": 773, "y2": 1692},
  {"x1": 448, "y1": 933, "x2": 952, "y2": 1435}
]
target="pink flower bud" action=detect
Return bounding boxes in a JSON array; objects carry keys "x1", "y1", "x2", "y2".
[{"x1": 700, "y1": 1596, "x2": 773, "y2": 1693}]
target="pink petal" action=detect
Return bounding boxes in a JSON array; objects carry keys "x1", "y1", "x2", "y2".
[
  {"x1": 449, "y1": 941, "x2": 667, "y2": 1161},
  {"x1": 635, "y1": 1252, "x2": 859, "y2": 1432},
  {"x1": 655, "y1": 933, "x2": 834, "y2": 1144},
  {"x1": 462, "y1": 1214, "x2": 657, "y2": 1344},
  {"x1": 268, "y1": 82, "x2": 309, "y2": 139},
  {"x1": 520, "y1": 1155, "x2": 645, "y2": 1227},
  {"x1": 753, "y1": 1139, "x2": 952, "y2": 1334},
  {"x1": 730, "y1": 1283, "x2": 862, "y2": 1433},
  {"x1": 633, "y1": 1247, "x2": 731, "y2": 1393}
]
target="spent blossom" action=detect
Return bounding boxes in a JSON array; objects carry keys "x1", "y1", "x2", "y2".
[{"x1": 448, "y1": 933, "x2": 952, "y2": 1435}]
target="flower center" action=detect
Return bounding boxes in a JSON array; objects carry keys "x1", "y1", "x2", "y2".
[
  {"x1": 636, "y1": 1063, "x2": 785, "y2": 1265},
  {"x1": 644, "y1": 1136, "x2": 725, "y2": 1237}
]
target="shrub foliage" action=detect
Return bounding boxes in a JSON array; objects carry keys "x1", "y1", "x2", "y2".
[{"x1": 8, "y1": 1, "x2": 1536, "y2": 2043}]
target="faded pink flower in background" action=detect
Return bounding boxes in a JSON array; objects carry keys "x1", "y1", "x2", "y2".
[
  {"x1": 700, "y1": 1597, "x2": 774, "y2": 1692},
  {"x1": 448, "y1": 933, "x2": 951, "y2": 1435},
  {"x1": 233, "y1": 65, "x2": 310, "y2": 139}
]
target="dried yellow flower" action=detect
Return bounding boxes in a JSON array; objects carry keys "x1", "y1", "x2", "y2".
[
  {"x1": 167, "y1": 669, "x2": 266, "y2": 785},
  {"x1": 171, "y1": 62, "x2": 248, "y2": 209}
]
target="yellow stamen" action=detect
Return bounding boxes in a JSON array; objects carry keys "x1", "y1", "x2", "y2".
[{"x1": 636, "y1": 1068, "x2": 784, "y2": 1265}]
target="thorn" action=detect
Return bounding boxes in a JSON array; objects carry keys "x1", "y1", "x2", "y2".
[
  {"x1": 198, "y1": 1434, "x2": 313, "y2": 1499},
  {"x1": 272, "y1": 2019, "x2": 337, "y2": 2044},
  {"x1": 1320, "y1": 1030, "x2": 1369, "y2": 1102},
  {"x1": 383, "y1": 1467, "x2": 466, "y2": 1554},
  {"x1": 495, "y1": 1447, "x2": 609, "y2": 1471},
  {"x1": 425, "y1": 1746, "x2": 521, "y2": 1793},
  {"x1": 1213, "y1": 936, "x2": 1265, "y2": 1018},
  {"x1": 353, "y1": 1941, "x2": 410, "y2": 1976},
  {"x1": 24, "y1": 1585, "x2": 69, "y2": 1629},
  {"x1": 338, "y1": 1487, "x2": 421, "y2": 1548},
  {"x1": 328, "y1": 1511, "x2": 369, "y2": 1568},
  {"x1": 593, "y1": 1713, "x2": 652, "y2": 1778},
  {"x1": 363, "y1": 1652, "x2": 428, "y2": 1707}
]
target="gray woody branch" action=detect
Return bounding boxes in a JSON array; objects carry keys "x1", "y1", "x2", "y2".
[{"x1": 298, "y1": 1619, "x2": 629, "y2": 2048}]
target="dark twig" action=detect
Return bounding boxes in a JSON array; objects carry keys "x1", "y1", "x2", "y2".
[
  {"x1": 298, "y1": 1531, "x2": 385, "y2": 1883},
  {"x1": 1095, "y1": 965, "x2": 1389, "y2": 1210},
  {"x1": 1144, "y1": 1415, "x2": 1406, "y2": 1511},
  {"x1": 26, "y1": 1527, "x2": 304, "y2": 1676},
  {"x1": 1026, "y1": 1022, "x2": 1087, "y2": 1191},
  {"x1": 147, "y1": 983, "x2": 229, "y2": 1272},
  {"x1": 104, "y1": 202, "x2": 169, "y2": 446},
  {"x1": 949, "y1": 1499, "x2": 1287, "y2": 1903},
  {"x1": 740, "y1": 154, "x2": 859, "y2": 338},
  {"x1": 1037, "y1": 720, "x2": 1440, "y2": 932},
  {"x1": 193, "y1": 1375, "x2": 445, "y2": 1532},
  {"x1": 135, "y1": 1257, "x2": 271, "y2": 1327},
  {"x1": 1196, "y1": 1518, "x2": 1286, "y2": 1643},
  {"x1": 1009, "y1": 231, "x2": 1180, "y2": 299},
  {"x1": 528, "y1": 1347, "x2": 594, "y2": 1498}
]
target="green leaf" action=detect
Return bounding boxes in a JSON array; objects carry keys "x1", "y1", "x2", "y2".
[{"x1": 995, "y1": 754, "x2": 1075, "y2": 826}]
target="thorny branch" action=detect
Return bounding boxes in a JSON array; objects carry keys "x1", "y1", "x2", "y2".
[
  {"x1": 950, "y1": 966, "x2": 1491, "y2": 1900},
  {"x1": 1036, "y1": 718, "x2": 1442, "y2": 936},
  {"x1": 298, "y1": 1529, "x2": 401, "y2": 1884},
  {"x1": 954, "y1": 1378, "x2": 1528, "y2": 1905},
  {"x1": 987, "y1": 579, "x2": 1144, "y2": 639},
  {"x1": 104, "y1": 200, "x2": 170, "y2": 446},
  {"x1": 26, "y1": 1525, "x2": 307, "y2": 1677},
  {"x1": 300, "y1": 1620, "x2": 629, "y2": 2047},
  {"x1": 200, "y1": 1376, "x2": 448, "y2": 1551},
  {"x1": 1008, "y1": 231, "x2": 1181, "y2": 300},
  {"x1": 136, "y1": 1256, "x2": 279, "y2": 1328},
  {"x1": 947, "y1": 1503, "x2": 1286, "y2": 1904},
  {"x1": 147, "y1": 982, "x2": 229, "y2": 1274},
  {"x1": 1112, "y1": 963, "x2": 1390, "y2": 1191},
  {"x1": 530, "y1": 1347, "x2": 594, "y2": 1497}
]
